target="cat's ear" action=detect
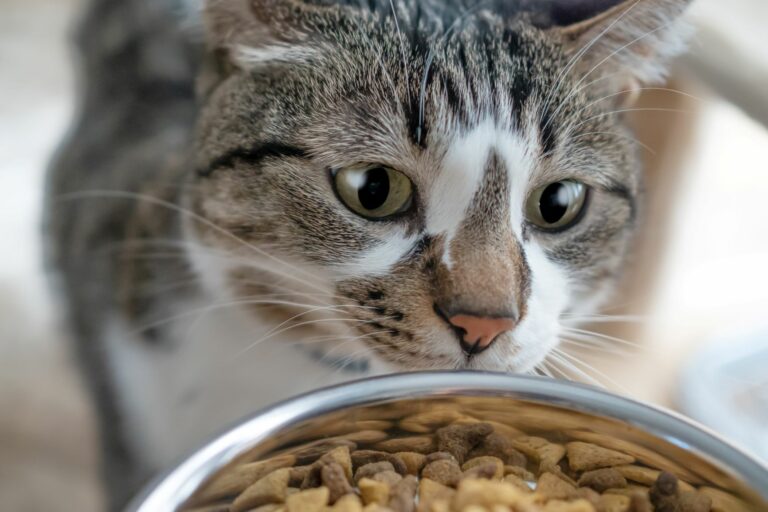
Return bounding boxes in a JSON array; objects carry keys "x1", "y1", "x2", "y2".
[
  {"x1": 200, "y1": 0, "x2": 330, "y2": 81},
  {"x1": 548, "y1": 0, "x2": 693, "y2": 90}
]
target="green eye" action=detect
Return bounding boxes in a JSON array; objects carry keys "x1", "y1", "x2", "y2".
[
  {"x1": 526, "y1": 180, "x2": 588, "y2": 231},
  {"x1": 333, "y1": 165, "x2": 414, "y2": 219}
]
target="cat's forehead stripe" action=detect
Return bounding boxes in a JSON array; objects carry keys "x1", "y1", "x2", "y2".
[{"x1": 427, "y1": 118, "x2": 536, "y2": 264}]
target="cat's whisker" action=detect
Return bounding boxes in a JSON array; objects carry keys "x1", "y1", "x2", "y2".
[
  {"x1": 559, "y1": 337, "x2": 635, "y2": 358},
  {"x1": 547, "y1": 351, "x2": 605, "y2": 389},
  {"x1": 58, "y1": 190, "x2": 332, "y2": 293},
  {"x1": 561, "y1": 313, "x2": 645, "y2": 325},
  {"x1": 542, "y1": 360, "x2": 567, "y2": 381},
  {"x1": 553, "y1": 348, "x2": 631, "y2": 394},
  {"x1": 561, "y1": 327, "x2": 644, "y2": 350},
  {"x1": 576, "y1": 87, "x2": 705, "y2": 118},
  {"x1": 540, "y1": 0, "x2": 642, "y2": 126},
  {"x1": 129, "y1": 298, "x2": 363, "y2": 337},
  {"x1": 544, "y1": 20, "x2": 672, "y2": 135},
  {"x1": 569, "y1": 131, "x2": 657, "y2": 155},
  {"x1": 233, "y1": 315, "x2": 395, "y2": 361},
  {"x1": 387, "y1": 0, "x2": 410, "y2": 96},
  {"x1": 572, "y1": 106, "x2": 693, "y2": 132}
]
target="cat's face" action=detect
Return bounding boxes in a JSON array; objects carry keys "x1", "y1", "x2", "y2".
[{"x1": 187, "y1": 0, "x2": 691, "y2": 372}]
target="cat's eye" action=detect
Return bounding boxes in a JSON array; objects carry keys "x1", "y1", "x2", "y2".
[
  {"x1": 332, "y1": 165, "x2": 414, "y2": 220},
  {"x1": 526, "y1": 180, "x2": 588, "y2": 231}
]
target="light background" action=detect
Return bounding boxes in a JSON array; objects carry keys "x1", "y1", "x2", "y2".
[{"x1": 1, "y1": 0, "x2": 766, "y2": 510}]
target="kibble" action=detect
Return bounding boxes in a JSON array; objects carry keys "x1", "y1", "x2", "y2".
[{"x1": 187, "y1": 412, "x2": 734, "y2": 512}]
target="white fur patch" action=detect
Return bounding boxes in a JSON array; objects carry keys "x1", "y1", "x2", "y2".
[
  {"x1": 337, "y1": 230, "x2": 418, "y2": 278},
  {"x1": 427, "y1": 119, "x2": 536, "y2": 264},
  {"x1": 105, "y1": 294, "x2": 384, "y2": 472},
  {"x1": 234, "y1": 44, "x2": 318, "y2": 69}
]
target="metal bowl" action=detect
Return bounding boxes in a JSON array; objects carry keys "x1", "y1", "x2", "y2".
[{"x1": 128, "y1": 372, "x2": 768, "y2": 511}]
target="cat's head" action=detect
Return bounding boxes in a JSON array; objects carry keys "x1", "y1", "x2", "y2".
[{"x1": 186, "y1": 0, "x2": 691, "y2": 372}]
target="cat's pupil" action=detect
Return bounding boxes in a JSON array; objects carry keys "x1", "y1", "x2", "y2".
[
  {"x1": 358, "y1": 167, "x2": 390, "y2": 210},
  {"x1": 540, "y1": 182, "x2": 570, "y2": 224}
]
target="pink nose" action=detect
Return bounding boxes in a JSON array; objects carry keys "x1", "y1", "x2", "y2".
[{"x1": 449, "y1": 314, "x2": 517, "y2": 355}]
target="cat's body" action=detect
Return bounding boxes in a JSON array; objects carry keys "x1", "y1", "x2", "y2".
[{"x1": 46, "y1": 0, "x2": 692, "y2": 508}]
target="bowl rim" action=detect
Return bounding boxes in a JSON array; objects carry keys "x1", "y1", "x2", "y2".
[{"x1": 128, "y1": 371, "x2": 768, "y2": 511}]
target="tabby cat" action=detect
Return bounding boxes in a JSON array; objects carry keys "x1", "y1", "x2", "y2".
[{"x1": 46, "y1": 0, "x2": 692, "y2": 507}]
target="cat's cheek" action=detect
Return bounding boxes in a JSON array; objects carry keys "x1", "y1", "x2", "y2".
[{"x1": 502, "y1": 243, "x2": 571, "y2": 371}]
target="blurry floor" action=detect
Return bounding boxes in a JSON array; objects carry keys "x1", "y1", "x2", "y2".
[
  {"x1": 1, "y1": 0, "x2": 767, "y2": 511},
  {"x1": 0, "y1": 0, "x2": 103, "y2": 510}
]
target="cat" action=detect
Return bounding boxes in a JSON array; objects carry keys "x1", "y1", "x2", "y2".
[{"x1": 45, "y1": 0, "x2": 692, "y2": 508}]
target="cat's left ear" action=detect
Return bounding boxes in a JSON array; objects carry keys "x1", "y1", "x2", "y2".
[
  {"x1": 548, "y1": 0, "x2": 693, "y2": 93},
  {"x1": 199, "y1": 0, "x2": 342, "y2": 93}
]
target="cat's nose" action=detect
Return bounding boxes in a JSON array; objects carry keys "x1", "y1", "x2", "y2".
[{"x1": 446, "y1": 312, "x2": 517, "y2": 355}]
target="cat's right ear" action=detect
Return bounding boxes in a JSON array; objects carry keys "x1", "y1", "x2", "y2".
[{"x1": 199, "y1": 0, "x2": 328, "y2": 94}]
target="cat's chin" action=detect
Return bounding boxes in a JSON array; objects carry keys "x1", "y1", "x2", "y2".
[{"x1": 369, "y1": 344, "x2": 552, "y2": 375}]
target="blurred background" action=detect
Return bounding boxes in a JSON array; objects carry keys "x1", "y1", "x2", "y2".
[{"x1": 1, "y1": 0, "x2": 767, "y2": 510}]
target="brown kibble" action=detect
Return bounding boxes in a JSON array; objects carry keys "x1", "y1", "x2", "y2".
[
  {"x1": 600, "y1": 494, "x2": 631, "y2": 512},
  {"x1": 461, "y1": 456, "x2": 504, "y2": 480},
  {"x1": 604, "y1": 484, "x2": 651, "y2": 498},
  {"x1": 285, "y1": 486, "x2": 329, "y2": 512},
  {"x1": 452, "y1": 479, "x2": 532, "y2": 508},
  {"x1": 399, "y1": 410, "x2": 468, "y2": 433},
  {"x1": 362, "y1": 505, "x2": 395, "y2": 512},
  {"x1": 387, "y1": 475, "x2": 418, "y2": 512},
  {"x1": 352, "y1": 451, "x2": 408, "y2": 475},
  {"x1": 566, "y1": 431, "x2": 703, "y2": 485},
  {"x1": 536, "y1": 472, "x2": 577, "y2": 500},
  {"x1": 249, "y1": 505, "x2": 284, "y2": 512},
  {"x1": 453, "y1": 419, "x2": 524, "y2": 440},
  {"x1": 468, "y1": 433, "x2": 527, "y2": 467},
  {"x1": 417, "y1": 478, "x2": 455, "y2": 512},
  {"x1": 614, "y1": 466, "x2": 694, "y2": 493},
  {"x1": 541, "y1": 499, "x2": 596, "y2": 511},
  {"x1": 331, "y1": 494, "x2": 364, "y2": 512},
  {"x1": 566, "y1": 442, "x2": 635, "y2": 471},
  {"x1": 372, "y1": 470, "x2": 403, "y2": 487},
  {"x1": 323, "y1": 446, "x2": 354, "y2": 482},
  {"x1": 677, "y1": 491, "x2": 713, "y2": 512},
  {"x1": 512, "y1": 436, "x2": 566, "y2": 472},
  {"x1": 303, "y1": 446, "x2": 353, "y2": 488},
  {"x1": 421, "y1": 459, "x2": 463, "y2": 487},
  {"x1": 355, "y1": 462, "x2": 396, "y2": 484},
  {"x1": 288, "y1": 466, "x2": 311, "y2": 487},
  {"x1": 424, "y1": 452, "x2": 457, "y2": 464},
  {"x1": 435, "y1": 423, "x2": 493, "y2": 463},
  {"x1": 294, "y1": 440, "x2": 357, "y2": 466},
  {"x1": 359, "y1": 477, "x2": 390, "y2": 505},
  {"x1": 197, "y1": 455, "x2": 295, "y2": 502},
  {"x1": 504, "y1": 465, "x2": 536, "y2": 482},
  {"x1": 373, "y1": 436, "x2": 436, "y2": 454},
  {"x1": 424, "y1": 500, "x2": 450, "y2": 512},
  {"x1": 343, "y1": 430, "x2": 390, "y2": 445},
  {"x1": 699, "y1": 487, "x2": 751, "y2": 512},
  {"x1": 322, "y1": 462, "x2": 355, "y2": 504},
  {"x1": 395, "y1": 452, "x2": 426, "y2": 475},
  {"x1": 503, "y1": 473, "x2": 532, "y2": 492},
  {"x1": 578, "y1": 468, "x2": 627, "y2": 492},
  {"x1": 231, "y1": 468, "x2": 291, "y2": 512},
  {"x1": 462, "y1": 462, "x2": 500, "y2": 481},
  {"x1": 572, "y1": 487, "x2": 602, "y2": 509},
  {"x1": 628, "y1": 492, "x2": 653, "y2": 512},
  {"x1": 650, "y1": 471, "x2": 679, "y2": 512}
]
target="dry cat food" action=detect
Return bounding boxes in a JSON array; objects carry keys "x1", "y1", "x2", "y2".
[{"x1": 186, "y1": 412, "x2": 752, "y2": 512}]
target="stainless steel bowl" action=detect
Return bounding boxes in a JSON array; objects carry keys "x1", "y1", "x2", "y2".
[{"x1": 128, "y1": 372, "x2": 768, "y2": 511}]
